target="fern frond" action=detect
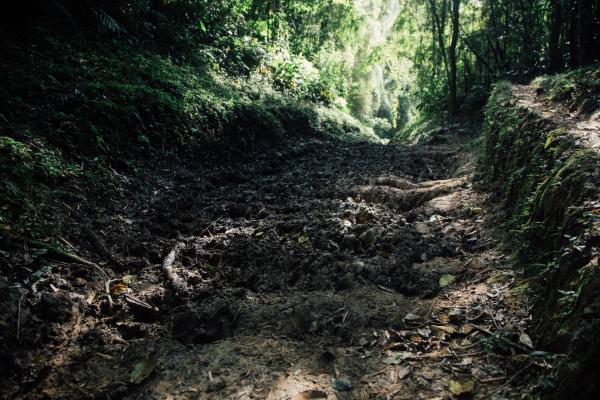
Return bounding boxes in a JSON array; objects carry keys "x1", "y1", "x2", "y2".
[{"x1": 94, "y1": 9, "x2": 127, "y2": 34}]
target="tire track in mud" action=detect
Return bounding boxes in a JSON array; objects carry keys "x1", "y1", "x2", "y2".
[{"x1": 29, "y1": 134, "x2": 537, "y2": 399}]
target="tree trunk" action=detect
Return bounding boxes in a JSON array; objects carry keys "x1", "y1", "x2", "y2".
[
  {"x1": 579, "y1": 0, "x2": 598, "y2": 65},
  {"x1": 548, "y1": 0, "x2": 563, "y2": 72},
  {"x1": 428, "y1": 0, "x2": 450, "y2": 82},
  {"x1": 568, "y1": 0, "x2": 580, "y2": 68},
  {"x1": 449, "y1": 0, "x2": 460, "y2": 117}
]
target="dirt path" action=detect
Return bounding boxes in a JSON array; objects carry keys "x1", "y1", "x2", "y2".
[
  {"x1": 514, "y1": 84, "x2": 600, "y2": 151},
  {"x1": 5, "y1": 132, "x2": 542, "y2": 399}
]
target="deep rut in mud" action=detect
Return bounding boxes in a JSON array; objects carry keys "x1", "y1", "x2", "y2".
[{"x1": 6, "y1": 133, "x2": 538, "y2": 399}]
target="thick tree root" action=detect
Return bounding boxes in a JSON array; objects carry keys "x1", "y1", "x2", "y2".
[{"x1": 354, "y1": 176, "x2": 468, "y2": 211}]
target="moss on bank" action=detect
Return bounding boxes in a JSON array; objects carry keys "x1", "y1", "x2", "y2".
[{"x1": 480, "y1": 76, "x2": 600, "y2": 399}]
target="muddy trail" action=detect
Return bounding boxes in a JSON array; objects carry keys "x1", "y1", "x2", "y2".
[{"x1": 3, "y1": 131, "x2": 543, "y2": 399}]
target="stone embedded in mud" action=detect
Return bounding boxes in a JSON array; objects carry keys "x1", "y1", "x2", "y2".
[{"x1": 331, "y1": 377, "x2": 353, "y2": 391}]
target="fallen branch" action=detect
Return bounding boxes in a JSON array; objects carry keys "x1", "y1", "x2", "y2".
[
  {"x1": 407, "y1": 351, "x2": 482, "y2": 361},
  {"x1": 162, "y1": 242, "x2": 189, "y2": 297}
]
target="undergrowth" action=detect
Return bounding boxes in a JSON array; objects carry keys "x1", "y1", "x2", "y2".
[{"x1": 0, "y1": 31, "x2": 376, "y2": 239}]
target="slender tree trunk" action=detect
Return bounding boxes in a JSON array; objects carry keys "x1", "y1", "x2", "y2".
[
  {"x1": 548, "y1": 0, "x2": 563, "y2": 72},
  {"x1": 449, "y1": 0, "x2": 460, "y2": 116},
  {"x1": 579, "y1": 0, "x2": 597, "y2": 65},
  {"x1": 568, "y1": 0, "x2": 580, "y2": 67},
  {"x1": 428, "y1": 0, "x2": 450, "y2": 81}
]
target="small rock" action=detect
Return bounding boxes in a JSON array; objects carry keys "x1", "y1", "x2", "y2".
[{"x1": 331, "y1": 377, "x2": 353, "y2": 391}]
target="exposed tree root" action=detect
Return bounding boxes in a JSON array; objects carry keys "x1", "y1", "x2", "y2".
[
  {"x1": 354, "y1": 176, "x2": 469, "y2": 210},
  {"x1": 5, "y1": 238, "x2": 109, "y2": 279},
  {"x1": 162, "y1": 242, "x2": 189, "y2": 297}
]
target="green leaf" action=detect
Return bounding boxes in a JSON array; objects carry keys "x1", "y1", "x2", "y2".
[
  {"x1": 130, "y1": 356, "x2": 158, "y2": 384},
  {"x1": 439, "y1": 274, "x2": 456, "y2": 287}
]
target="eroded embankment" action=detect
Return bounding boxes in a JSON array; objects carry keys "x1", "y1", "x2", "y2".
[{"x1": 481, "y1": 82, "x2": 600, "y2": 399}]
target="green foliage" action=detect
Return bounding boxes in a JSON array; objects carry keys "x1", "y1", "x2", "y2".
[{"x1": 0, "y1": 136, "x2": 77, "y2": 180}]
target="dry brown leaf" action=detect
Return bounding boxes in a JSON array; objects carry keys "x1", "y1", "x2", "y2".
[
  {"x1": 519, "y1": 332, "x2": 534, "y2": 349},
  {"x1": 430, "y1": 324, "x2": 456, "y2": 336}
]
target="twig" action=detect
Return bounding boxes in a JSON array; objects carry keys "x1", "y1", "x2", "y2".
[
  {"x1": 57, "y1": 236, "x2": 79, "y2": 254},
  {"x1": 478, "y1": 376, "x2": 507, "y2": 384},
  {"x1": 16, "y1": 291, "x2": 25, "y2": 340},
  {"x1": 424, "y1": 297, "x2": 438, "y2": 321},
  {"x1": 162, "y1": 242, "x2": 189, "y2": 297},
  {"x1": 404, "y1": 351, "x2": 482, "y2": 361},
  {"x1": 342, "y1": 310, "x2": 349, "y2": 325},
  {"x1": 377, "y1": 284, "x2": 396, "y2": 293},
  {"x1": 105, "y1": 279, "x2": 117, "y2": 312},
  {"x1": 482, "y1": 363, "x2": 533, "y2": 399}
]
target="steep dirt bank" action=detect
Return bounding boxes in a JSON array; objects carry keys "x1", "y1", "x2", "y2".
[
  {"x1": 481, "y1": 82, "x2": 600, "y2": 399},
  {"x1": 2, "y1": 127, "x2": 548, "y2": 399}
]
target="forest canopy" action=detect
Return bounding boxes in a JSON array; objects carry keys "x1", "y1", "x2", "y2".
[{"x1": 2, "y1": 0, "x2": 600, "y2": 134}]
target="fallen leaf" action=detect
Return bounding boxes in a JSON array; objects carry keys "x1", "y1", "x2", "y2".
[
  {"x1": 461, "y1": 324, "x2": 474, "y2": 334},
  {"x1": 519, "y1": 332, "x2": 534, "y2": 349},
  {"x1": 298, "y1": 233, "x2": 310, "y2": 244},
  {"x1": 439, "y1": 274, "x2": 456, "y2": 287},
  {"x1": 122, "y1": 275, "x2": 137, "y2": 284},
  {"x1": 111, "y1": 282, "x2": 128, "y2": 295},
  {"x1": 417, "y1": 327, "x2": 432, "y2": 337},
  {"x1": 130, "y1": 356, "x2": 158, "y2": 384},
  {"x1": 448, "y1": 379, "x2": 475, "y2": 396},
  {"x1": 430, "y1": 324, "x2": 456, "y2": 336},
  {"x1": 404, "y1": 313, "x2": 422, "y2": 322},
  {"x1": 397, "y1": 365, "x2": 411, "y2": 379}
]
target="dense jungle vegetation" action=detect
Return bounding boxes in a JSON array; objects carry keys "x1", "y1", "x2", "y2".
[{"x1": 1, "y1": 1, "x2": 599, "y2": 399}]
